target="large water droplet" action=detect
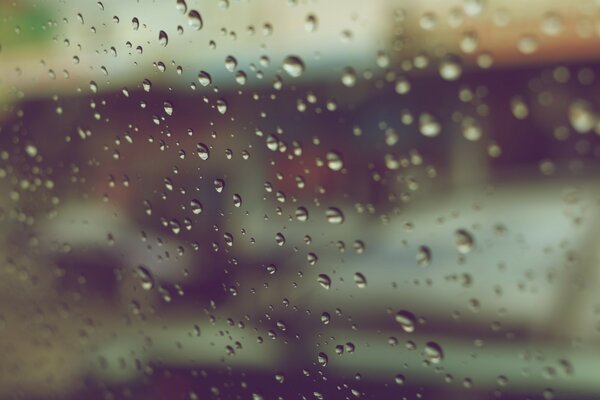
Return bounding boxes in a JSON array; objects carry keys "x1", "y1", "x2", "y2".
[
  {"x1": 188, "y1": 10, "x2": 203, "y2": 30},
  {"x1": 317, "y1": 274, "x2": 331, "y2": 289},
  {"x1": 325, "y1": 207, "x2": 344, "y2": 224},
  {"x1": 283, "y1": 56, "x2": 305, "y2": 78}
]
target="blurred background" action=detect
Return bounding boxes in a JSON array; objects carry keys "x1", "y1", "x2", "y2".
[{"x1": 2, "y1": 0, "x2": 600, "y2": 399}]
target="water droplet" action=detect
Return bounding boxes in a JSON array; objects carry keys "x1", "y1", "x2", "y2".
[
  {"x1": 517, "y1": 35, "x2": 538, "y2": 54},
  {"x1": 175, "y1": 0, "x2": 187, "y2": 13},
  {"x1": 305, "y1": 14, "x2": 318, "y2": 32},
  {"x1": 163, "y1": 101, "x2": 173, "y2": 116},
  {"x1": 439, "y1": 55, "x2": 463, "y2": 81},
  {"x1": 295, "y1": 207, "x2": 309, "y2": 221},
  {"x1": 424, "y1": 341, "x2": 444, "y2": 364},
  {"x1": 214, "y1": 179, "x2": 225, "y2": 193},
  {"x1": 142, "y1": 79, "x2": 152, "y2": 92},
  {"x1": 326, "y1": 151, "x2": 344, "y2": 171},
  {"x1": 395, "y1": 310, "x2": 416, "y2": 332},
  {"x1": 216, "y1": 99, "x2": 228, "y2": 114},
  {"x1": 307, "y1": 252, "x2": 318, "y2": 266},
  {"x1": 275, "y1": 232, "x2": 286, "y2": 246},
  {"x1": 233, "y1": 193, "x2": 242, "y2": 207},
  {"x1": 341, "y1": 67, "x2": 357, "y2": 87},
  {"x1": 283, "y1": 56, "x2": 305, "y2": 78},
  {"x1": 325, "y1": 207, "x2": 344, "y2": 224},
  {"x1": 235, "y1": 71, "x2": 247, "y2": 85},
  {"x1": 569, "y1": 100, "x2": 596, "y2": 133},
  {"x1": 455, "y1": 229, "x2": 474, "y2": 254},
  {"x1": 188, "y1": 10, "x2": 203, "y2": 30},
  {"x1": 25, "y1": 144, "x2": 38, "y2": 158},
  {"x1": 317, "y1": 352, "x2": 328, "y2": 366},
  {"x1": 137, "y1": 266, "x2": 155, "y2": 290},
  {"x1": 132, "y1": 17, "x2": 139, "y2": 30},
  {"x1": 419, "y1": 113, "x2": 441, "y2": 138},
  {"x1": 419, "y1": 12, "x2": 437, "y2": 31},
  {"x1": 198, "y1": 71, "x2": 212, "y2": 86},
  {"x1": 190, "y1": 199, "x2": 203, "y2": 215},
  {"x1": 321, "y1": 312, "x2": 330, "y2": 324},
  {"x1": 317, "y1": 274, "x2": 331, "y2": 289},
  {"x1": 196, "y1": 143, "x2": 210, "y2": 160},
  {"x1": 225, "y1": 55, "x2": 238, "y2": 72},
  {"x1": 541, "y1": 12, "x2": 564, "y2": 36},
  {"x1": 395, "y1": 374, "x2": 406, "y2": 385},
  {"x1": 354, "y1": 272, "x2": 367, "y2": 288},
  {"x1": 416, "y1": 245, "x2": 432, "y2": 266},
  {"x1": 158, "y1": 30, "x2": 169, "y2": 46}
]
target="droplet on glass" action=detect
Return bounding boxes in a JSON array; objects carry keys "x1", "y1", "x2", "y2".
[
  {"x1": 295, "y1": 207, "x2": 309, "y2": 221},
  {"x1": 283, "y1": 55, "x2": 305, "y2": 78},
  {"x1": 325, "y1": 207, "x2": 344, "y2": 224},
  {"x1": 354, "y1": 272, "x2": 367, "y2": 288},
  {"x1": 439, "y1": 54, "x2": 463, "y2": 81},
  {"x1": 305, "y1": 14, "x2": 318, "y2": 32},
  {"x1": 455, "y1": 229, "x2": 474, "y2": 254},
  {"x1": 416, "y1": 245, "x2": 432, "y2": 266},
  {"x1": 395, "y1": 310, "x2": 416, "y2": 333},
  {"x1": 158, "y1": 30, "x2": 169, "y2": 46},
  {"x1": 317, "y1": 274, "x2": 331, "y2": 289},
  {"x1": 198, "y1": 71, "x2": 212, "y2": 86},
  {"x1": 136, "y1": 266, "x2": 155, "y2": 290},
  {"x1": 341, "y1": 67, "x2": 357, "y2": 87},
  {"x1": 326, "y1": 151, "x2": 344, "y2": 171},
  {"x1": 419, "y1": 113, "x2": 441, "y2": 138},
  {"x1": 216, "y1": 99, "x2": 228, "y2": 114},
  {"x1": 188, "y1": 10, "x2": 203, "y2": 30},
  {"x1": 424, "y1": 341, "x2": 444, "y2": 364},
  {"x1": 196, "y1": 143, "x2": 210, "y2": 160}
]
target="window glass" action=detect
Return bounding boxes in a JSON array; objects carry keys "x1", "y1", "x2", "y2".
[{"x1": 1, "y1": 1, "x2": 600, "y2": 399}]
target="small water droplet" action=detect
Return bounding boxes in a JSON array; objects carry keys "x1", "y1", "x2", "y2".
[
  {"x1": 416, "y1": 245, "x2": 432, "y2": 266},
  {"x1": 137, "y1": 266, "x2": 155, "y2": 290},
  {"x1": 305, "y1": 14, "x2": 318, "y2": 32},
  {"x1": 158, "y1": 30, "x2": 169, "y2": 47},
  {"x1": 216, "y1": 99, "x2": 228, "y2": 114},
  {"x1": 196, "y1": 143, "x2": 210, "y2": 160},
  {"x1": 317, "y1": 352, "x2": 329, "y2": 366},
  {"x1": 214, "y1": 179, "x2": 225, "y2": 193},
  {"x1": 455, "y1": 229, "x2": 474, "y2": 254},
  {"x1": 419, "y1": 113, "x2": 441, "y2": 138},
  {"x1": 354, "y1": 272, "x2": 367, "y2": 288},
  {"x1": 341, "y1": 67, "x2": 357, "y2": 87},
  {"x1": 163, "y1": 101, "x2": 173, "y2": 116},
  {"x1": 275, "y1": 232, "x2": 286, "y2": 246}
]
